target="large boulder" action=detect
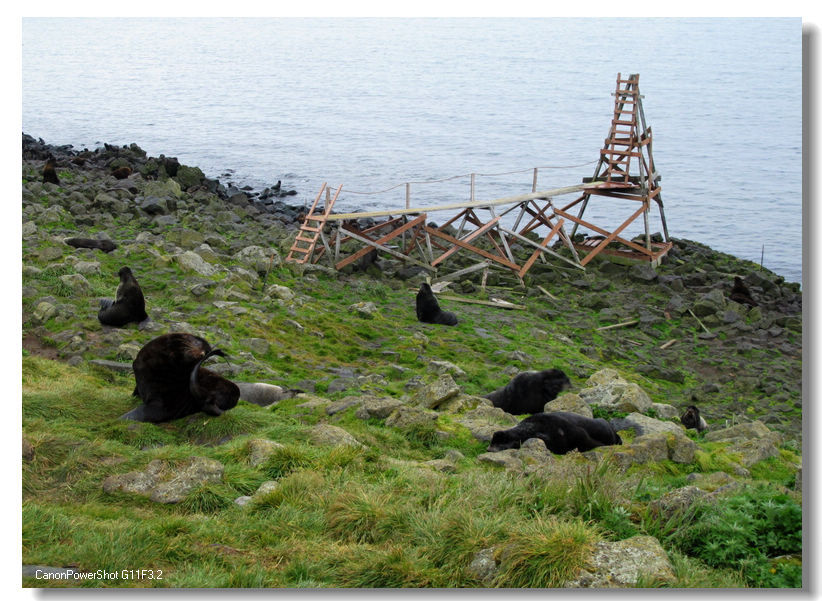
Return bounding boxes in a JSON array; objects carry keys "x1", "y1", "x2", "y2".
[
  {"x1": 176, "y1": 250, "x2": 218, "y2": 276},
  {"x1": 610, "y1": 413, "x2": 683, "y2": 437},
  {"x1": 102, "y1": 457, "x2": 224, "y2": 504},
  {"x1": 455, "y1": 405, "x2": 518, "y2": 442},
  {"x1": 246, "y1": 439, "x2": 285, "y2": 466},
  {"x1": 579, "y1": 380, "x2": 652, "y2": 414},
  {"x1": 564, "y1": 536, "x2": 676, "y2": 588},
  {"x1": 544, "y1": 393, "x2": 593, "y2": 418},
  {"x1": 309, "y1": 424, "x2": 364, "y2": 448},
  {"x1": 354, "y1": 396, "x2": 405, "y2": 420},
  {"x1": 608, "y1": 429, "x2": 697, "y2": 469},
  {"x1": 384, "y1": 406, "x2": 439, "y2": 430},
  {"x1": 412, "y1": 374, "x2": 461, "y2": 410}
]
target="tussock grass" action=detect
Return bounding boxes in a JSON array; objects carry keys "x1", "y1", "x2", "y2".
[{"x1": 493, "y1": 516, "x2": 599, "y2": 588}]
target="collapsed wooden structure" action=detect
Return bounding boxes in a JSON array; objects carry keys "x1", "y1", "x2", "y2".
[{"x1": 286, "y1": 73, "x2": 671, "y2": 278}]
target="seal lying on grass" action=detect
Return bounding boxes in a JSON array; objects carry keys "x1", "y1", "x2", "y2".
[
  {"x1": 488, "y1": 411, "x2": 622, "y2": 454},
  {"x1": 123, "y1": 333, "x2": 239, "y2": 423}
]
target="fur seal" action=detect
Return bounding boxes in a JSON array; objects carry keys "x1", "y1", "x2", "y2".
[
  {"x1": 65, "y1": 237, "x2": 117, "y2": 253},
  {"x1": 488, "y1": 411, "x2": 623, "y2": 454},
  {"x1": 111, "y1": 166, "x2": 133, "y2": 180},
  {"x1": 680, "y1": 405, "x2": 708, "y2": 432},
  {"x1": 98, "y1": 266, "x2": 148, "y2": 327},
  {"x1": 163, "y1": 156, "x2": 180, "y2": 177},
  {"x1": 729, "y1": 276, "x2": 758, "y2": 307},
  {"x1": 42, "y1": 156, "x2": 59, "y2": 185},
  {"x1": 415, "y1": 283, "x2": 458, "y2": 326},
  {"x1": 123, "y1": 333, "x2": 240, "y2": 423},
  {"x1": 484, "y1": 369, "x2": 571, "y2": 415}
]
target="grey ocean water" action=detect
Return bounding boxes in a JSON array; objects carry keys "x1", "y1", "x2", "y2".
[{"x1": 22, "y1": 18, "x2": 803, "y2": 283}]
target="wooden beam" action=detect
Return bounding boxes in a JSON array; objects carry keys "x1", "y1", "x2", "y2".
[
  {"x1": 517, "y1": 218, "x2": 565, "y2": 277},
  {"x1": 437, "y1": 295, "x2": 526, "y2": 310},
  {"x1": 433, "y1": 261, "x2": 491, "y2": 283},
  {"x1": 498, "y1": 227, "x2": 584, "y2": 271},
  {"x1": 431, "y1": 216, "x2": 501, "y2": 267}
]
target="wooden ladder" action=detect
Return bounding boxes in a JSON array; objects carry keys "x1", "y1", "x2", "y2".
[
  {"x1": 286, "y1": 183, "x2": 341, "y2": 264},
  {"x1": 600, "y1": 73, "x2": 641, "y2": 184}
]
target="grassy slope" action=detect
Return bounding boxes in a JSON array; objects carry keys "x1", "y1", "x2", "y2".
[{"x1": 21, "y1": 162, "x2": 802, "y2": 588}]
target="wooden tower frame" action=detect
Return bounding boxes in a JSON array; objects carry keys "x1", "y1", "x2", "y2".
[{"x1": 557, "y1": 73, "x2": 672, "y2": 266}]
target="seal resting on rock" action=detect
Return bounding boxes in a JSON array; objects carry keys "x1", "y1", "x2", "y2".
[
  {"x1": 729, "y1": 276, "x2": 758, "y2": 307},
  {"x1": 415, "y1": 282, "x2": 458, "y2": 326},
  {"x1": 680, "y1": 405, "x2": 708, "y2": 432},
  {"x1": 123, "y1": 333, "x2": 240, "y2": 423},
  {"x1": 42, "y1": 156, "x2": 59, "y2": 185},
  {"x1": 65, "y1": 237, "x2": 117, "y2": 253},
  {"x1": 111, "y1": 166, "x2": 133, "y2": 180},
  {"x1": 487, "y1": 411, "x2": 622, "y2": 454},
  {"x1": 484, "y1": 369, "x2": 571, "y2": 415},
  {"x1": 98, "y1": 266, "x2": 148, "y2": 327}
]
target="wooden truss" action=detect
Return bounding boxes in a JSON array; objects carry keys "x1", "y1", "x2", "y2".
[
  {"x1": 286, "y1": 73, "x2": 671, "y2": 277},
  {"x1": 286, "y1": 184, "x2": 605, "y2": 279}
]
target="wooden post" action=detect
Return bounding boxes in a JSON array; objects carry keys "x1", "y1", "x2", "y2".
[
  {"x1": 470, "y1": 173, "x2": 475, "y2": 203},
  {"x1": 532, "y1": 168, "x2": 538, "y2": 193},
  {"x1": 405, "y1": 183, "x2": 410, "y2": 210}
]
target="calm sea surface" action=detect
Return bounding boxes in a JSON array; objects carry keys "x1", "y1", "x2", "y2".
[{"x1": 22, "y1": 18, "x2": 803, "y2": 283}]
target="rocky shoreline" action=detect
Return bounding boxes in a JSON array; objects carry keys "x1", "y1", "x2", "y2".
[{"x1": 23, "y1": 133, "x2": 307, "y2": 224}]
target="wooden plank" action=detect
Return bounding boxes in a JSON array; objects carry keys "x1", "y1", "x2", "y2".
[
  {"x1": 553, "y1": 207, "x2": 652, "y2": 258},
  {"x1": 537, "y1": 285, "x2": 558, "y2": 301},
  {"x1": 432, "y1": 261, "x2": 491, "y2": 283},
  {"x1": 687, "y1": 309, "x2": 712, "y2": 334},
  {"x1": 499, "y1": 227, "x2": 583, "y2": 271},
  {"x1": 596, "y1": 319, "x2": 639, "y2": 331},
  {"x1": 576, "y1": 204, "x2": 648, "y2": 266},
  {"x1": 437, "y1": 294, "x2": 525, "y2": 310}
]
